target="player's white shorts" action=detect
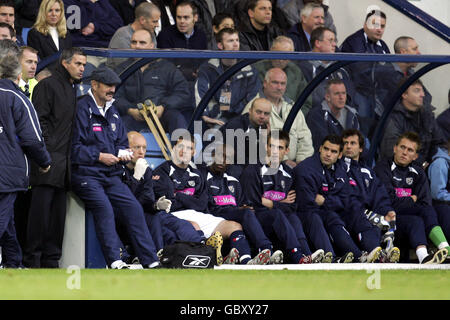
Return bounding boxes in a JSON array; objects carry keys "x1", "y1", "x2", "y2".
[{"x1": 171, "y1": 209, "x2": 225, "y2": 238}]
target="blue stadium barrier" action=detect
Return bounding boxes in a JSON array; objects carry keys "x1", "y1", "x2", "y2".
[{"x1": 47, "y1": 48, "x2": 449, "y2": 268}]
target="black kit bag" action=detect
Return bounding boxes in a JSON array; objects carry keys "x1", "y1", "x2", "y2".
[{"x1": 160, "y1": 241, "x2": 216, "y2": 269}]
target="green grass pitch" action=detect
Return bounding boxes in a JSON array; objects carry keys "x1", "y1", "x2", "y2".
[{"x1": 0, "y1": 269, "x2": 449, "y2": 300}]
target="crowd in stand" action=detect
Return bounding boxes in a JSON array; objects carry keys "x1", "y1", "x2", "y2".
[{"x1": 0, "y1": 0, "x2": 449, "y2": 269}]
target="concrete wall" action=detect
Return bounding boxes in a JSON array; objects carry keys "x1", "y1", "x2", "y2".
[{"x1": 327, "y1": 0, "x2": 450, "y2": 115}]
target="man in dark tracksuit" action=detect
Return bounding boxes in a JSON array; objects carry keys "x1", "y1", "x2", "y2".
[
  {"x1": 294, "y1": 135, "x2": 364, "y2": 262},
  {"x1": 123, "y1": 131, "x2": 206, "y2": 252},
  {"x1": 153, "y1": 136, "x2": 268, "y2": 265},
  {"x1": 241, "y1": 130, "x2": 326, "y2": 264},
  {"x1": 24, "y1": 48, "x2": 86, "y2": 268},
  {"x1": 0, "y1": 57, "x2": 51, "y2": 268},
  {"x1": 375, "y1": 132, "x2": 449, "y2": 264},
  {"x1": 71, "y1": 67, "x2": 160, "y2": 269},
  {"x1": 200, "y1": 144, "x2": 283, "y2": 264},
  {"x1": 341, "y1": 129, "x2": 398, "y2": 262}
]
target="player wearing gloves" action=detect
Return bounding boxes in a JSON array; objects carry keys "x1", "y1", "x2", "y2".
[
  {"x1": 240, "y1": 130, "x2": 328, "y2": 264},
  {"x1": 340, "y1": 129, "x2": 399, "y2": 263},
  {"x1": 122, "y1": 131, "x2": 207, "y2": 253},
  {"x1": 375, "y1": 132, "x2": 449, "y2": 264},
  {"x1": 71, "y1": 67, "x2": 161, "y2": 269},
  {"x1": 153, "y1": 135, "x2": 265, "y2": 265},
  {"x1": 200, "y1": 143, "x2": 284, "y2": 265}
]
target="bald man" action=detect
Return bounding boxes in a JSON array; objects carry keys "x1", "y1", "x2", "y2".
[
  {"x1": 113, "y1": 29, "x2": 191, "y2": 135},
  {"x1": 243, "y1": 68, "x2": 313, "y2": 167}
]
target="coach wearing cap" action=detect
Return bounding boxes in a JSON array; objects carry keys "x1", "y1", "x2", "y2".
[{"x1": 70, "y1": 66, "x2": 161, "y2": 269}]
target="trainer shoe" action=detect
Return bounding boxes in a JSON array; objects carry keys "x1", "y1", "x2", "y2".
[
  {"x1": 311, "y1": 249, "x2": 324, "y2": 263},
  {"x1": 299, "y1": 255, "x2": 313, "y2": 264},
  {"x1": 110, "y1": 260, "x2": 132, "y2": 269},
  {"x1": 360, "y1": 246, "x2": 382, "y2": 263},
  {"x1": 157, "y1": 249, "x2": 163, "y2": 260},
  {"x1": 322, "y1": 251, "x2": 333, "y2": 263},
  {"x1": 247, "y1": 249, "x2": 271, "y2": 265},
  {"x1": 206, "y1": 231, "x2": 224, "y2": 266},
  {"x1": 421, "y1": 248, "x2": 448, "y2": 264},
  {"x1": 269, "y1": 250, "x2": 284, "y2": 264},
  {"x1": 386, "y1": 246, "x2": 400, "y2": 263},
  {"x1": 333, "y1": 252, "x2": 354, "y2": 263},
  {"x1": 146, "y1": 261, "x2": 162, "y2": 269},
  {"x1": 224, "y1": 248, "x2": 240, "y2": 264}
]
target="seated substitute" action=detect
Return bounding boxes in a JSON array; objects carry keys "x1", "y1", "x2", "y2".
[
  {"x1": 240, "y1": 130, "x2": 328, "y2": 264},
  {"x1": 152, "y1": 135, "x2": 267, "y2": 265},
  {"x1": 375, "y1": 132, "x2": 449, "y2": 264},
  {"x1": 340, "y1": 129, "x2": 400, "y2": 263},
  {"x1": 294, "y1": 135, "x2": 377, "y2": 263},
  {"x1": 200, "y1": 143, "x2": 284, "y2": 264},
  {"x1": 121, "y1": 131, "x2": 207, "y2": 253},
  {"x1": 71, "y1": 66, "x2": 161, "y2": 269}
]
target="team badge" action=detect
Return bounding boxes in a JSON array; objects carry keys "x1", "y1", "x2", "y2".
[
  {"x1": 188, "y1": 180, "x2": 195, "y2": 187},
  {"x1": 406, "y1": 177, "x2": 413, "y2": 185},
  {"x1": 365, "y1": 179, "x2": 370, "y2": 188},
  {"x1": 228, "y1": 185, "x2": 234, "y2": 193},
  {"x1": 111, "y1": 123, "x2": 116, "y2": 132},
  {"x1": 281, "y1": 180, "x2": 285, "y2": 189}
]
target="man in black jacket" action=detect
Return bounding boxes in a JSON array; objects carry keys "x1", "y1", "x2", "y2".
[
  {"x1": 380, "y1": 79, "x2": 446, "y2": 168},
  {"x1": 238, "y1": 0, "x2": 283, "y2": 51},
  {"x1": 24, "y1": 47, "x2": 87, "y2": 268}
]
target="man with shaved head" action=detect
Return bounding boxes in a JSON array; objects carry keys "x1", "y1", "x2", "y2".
[
  {"x1": 243, "y1": 67, "x2": 313, "y2": 167},
  {"x1": 113, "y1": 29, "x2": 191, "y2": 135}
]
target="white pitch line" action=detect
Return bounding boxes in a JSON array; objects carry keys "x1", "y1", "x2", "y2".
[{"x1": 214, "y1": 263, "x2": 450, "y2": 271}]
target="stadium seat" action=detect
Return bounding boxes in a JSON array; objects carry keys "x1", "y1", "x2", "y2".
[{"x1": 141, "y1": 131, "x2": 170, "y2": 169}]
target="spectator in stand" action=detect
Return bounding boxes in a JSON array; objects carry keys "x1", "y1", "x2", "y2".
[
  {"x1": 287, "y1": 2, "x2": 323, "y2": 52},
  {"x1": 281, "y1": 0, "x2": 335, "y2": 35},
  {"x1": 242, "y1": 67, "x2": 314, "y2": 167},
  {"x1": 380, "y1": 79, "x2": 446, "y2": 167},
  {"x1": 377, "y1": 36, "x2": 435, "y2": 116},
  {"x1": 62, "y1": 0, "x2": 123, "y2": 48},
  {"x1": 306, "y1": 79, "x2": 363, "y2": 152},
  {"x1": 157, "y1": 0, "x2": 207, "y2": 81},
  {"x1": 107, "y1": 2, "x2": 161, "y2": 69},
  {"x1": 0, "y1": 21, "x2": 13, "y2": 39},
  {"x1": 253, "y1": 35, "x2": 311, "y2": 107},
  {"x1": 18, "y1": 46, "x2": 39, "y2": 98},
  {"x1": 14, "y1": 0, "x2": 40, "y2": 30},
  {"x1": 237, "y1": 0, "x2": 284, "y2": 51},
  {"x1": 27, "y1": 0, "x2": 72, "y2": 61},
  {"x1": 110, "y1": 0, "x2": 172, "y2": 29},
  {"x1": 340, "y1": 9, "x2": 390, "y2": 120},
  {"x1": 437, "y1": 90, "x2": 450, "y2": 140},
  {"x1": 0, "y1": 0, "x2": 24, "y2": 46},
  {"x1": 195, "y1": 28, "x2": 260, "y2": 128},
  {"x1": 114, "y1": 29, "x2": 191, "y2": 135},
  {"x1": 298, "y1": 27, "x2": 357, "y2": 111},
  {"x1": 209, "y1": 12, "x2": 234, "y2": 49}
]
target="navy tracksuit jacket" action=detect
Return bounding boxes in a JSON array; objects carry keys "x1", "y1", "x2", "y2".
[
  {"x1": 201, "y1": 167, "x2": 272, "y2": 251},
  {"x1": 122, "y1": 165, "x2": 204, "y2": 250},
  {"x1": 374, "y1": 158, "x2": 438, "y2": 247},
  {"x1": 153, "y1": 161, "x2": 208, "y2": 213},
  {"x1": 240, "y1": 163, "x2": 313, "y2": 261},
  {"x1": 294, "y1": 154, "x2": 363, "y2": 258},
  {"x1": 71, "y1": 93, "x2": 159, "y2": 266}
]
